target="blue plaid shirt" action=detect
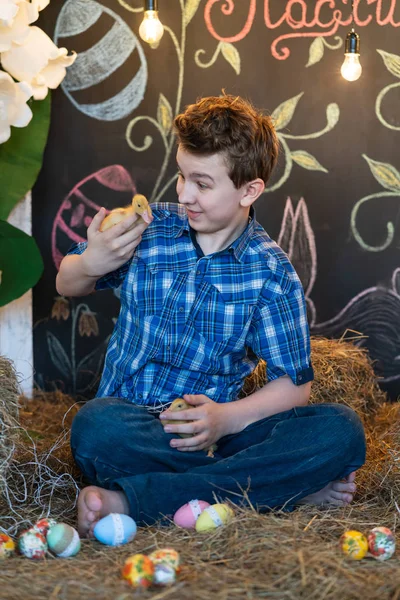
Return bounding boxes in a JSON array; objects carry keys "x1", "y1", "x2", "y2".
[{"x1": 68, "y1": 203, "x2": 313, "y2": 406}]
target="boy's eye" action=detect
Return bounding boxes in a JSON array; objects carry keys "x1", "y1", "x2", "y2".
[
  {"x1": 197, "y1": 182, "x2": 208, "y2": 190},
  {"x1": 177, "y1": 170, "x2": 184, "y2": 180}
]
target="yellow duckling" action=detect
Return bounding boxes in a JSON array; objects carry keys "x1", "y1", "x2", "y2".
[
  {"x1": 162, "y1": 398, "x2": 217, "y2": 458},
  {"x1": 99, "y1": 194, "x2": 153, "y2": 232}
]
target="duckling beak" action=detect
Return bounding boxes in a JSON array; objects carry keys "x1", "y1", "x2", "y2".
[{"x1": 141, "y1": 208, "x2": 153, "y2": 224}]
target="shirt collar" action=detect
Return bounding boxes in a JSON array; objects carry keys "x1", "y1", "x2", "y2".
[{"x1": 175, "y1": 205, "x2": 256, "y2": 263}]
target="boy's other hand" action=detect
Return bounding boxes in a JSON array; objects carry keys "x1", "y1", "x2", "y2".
[
  {"x1": 160, "y1": 394, "x2": 228, "y2": 452},
  {"x1": 81, "y1": 207, "x2": 150, "y2": 278}
]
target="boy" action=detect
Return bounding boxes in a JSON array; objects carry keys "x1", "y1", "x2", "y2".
[{"x1": 56, "y1": 95, "x2": 366, "y2": 537}]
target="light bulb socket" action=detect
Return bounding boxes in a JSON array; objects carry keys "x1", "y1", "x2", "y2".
[
  {"x1": 145, "y1": 0, "x2": 158, "y2": 10},
  {"x1": 344, "y1": 30, "x2": 360, "y2": 54}
]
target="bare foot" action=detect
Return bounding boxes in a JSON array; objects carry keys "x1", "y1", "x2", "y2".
[
  {"x1": 299, "y1": 471, "x2": 357, "y2": 507},
  {"x1": 77, "y1": 486, "x2": 130, "y2": 538}
]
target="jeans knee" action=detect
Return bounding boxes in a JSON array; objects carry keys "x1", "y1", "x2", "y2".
[
  {"x1": 70, "y1": 397, "x2": 119, "y2": 457},
  {"x1": 332, "y1": 404, "x2": 366, "y2": 464}
]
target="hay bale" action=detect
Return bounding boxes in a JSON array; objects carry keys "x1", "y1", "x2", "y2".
[
  {"x1": 241, "y1": 335, "x2": 387, "y2": 418},
  {"x1": 0, "y1": 355, "x2": 20, "y2": 494}
]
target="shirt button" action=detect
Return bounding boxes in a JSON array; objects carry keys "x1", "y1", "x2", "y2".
[
  {"x1": 298, "y1": 375, "x2": 303, "y2": 382},
  {"x1": 138, "y1": 393, "x2": 143, "y2": 398},
  {"x1": 166, "y1": 345, "x2": 170, "y2": 350},
  {"x1": 197, "y1": 270, "x2": 201, "y2": 275},
  {"x1": 178, "y1": 306, "x2": 184, "y2": 312}
]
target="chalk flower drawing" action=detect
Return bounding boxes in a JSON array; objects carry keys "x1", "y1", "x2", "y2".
[
  {"x1": 267, "y1": 92, "x2": 339, "y2": 193},
  {"x1": 0, "y1": 70, "x2": 32, "y2": 143},
  {"x1": 280, "y1": 197, "x2": 400, "y2": 384},
  {"x1": 376, "y1": 49, "x2": 400, "y2": 132},
  {"x1": 49, "y1": 298, "x2": 107, "y2": 394},
  {"x1": 351, "y1": 155, "x2": 399, "y2": 252}
]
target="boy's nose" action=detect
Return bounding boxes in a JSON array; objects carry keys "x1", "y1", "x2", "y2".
[{"x1": 177, "y1": 184, "x2": 194, "y2": 205}]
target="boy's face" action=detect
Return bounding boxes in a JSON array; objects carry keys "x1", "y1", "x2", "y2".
[{"x1": 176, "y1": 146, "x2": 253, "y2": 240}]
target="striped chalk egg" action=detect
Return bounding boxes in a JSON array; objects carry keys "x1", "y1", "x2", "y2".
[
  {"x1": 47, "y1": 523, "x2": 81, "y2": 558},
  {"x1": 195, "y1": 503, "x2": 235, "y2": 533},
  {"x1": 94, "y1": 513, "x2": 137, "y2": 546},
  {"x1": 54, "y1": 0, "x2": 147, "y2": 122}
]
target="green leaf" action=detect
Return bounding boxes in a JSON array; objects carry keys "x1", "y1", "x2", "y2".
[
  {"x1": 363, "y1": 154, "x2": 400, "y2": 192},
  {"x1": 183, "y1": 0, "x2": 202, "y2": 26},
  {"x1": 220, "y1": 42, "x2": 241, "y2": 75},
  {"x1": 306, "y1": 37, "x2": 324, "y2": 68},
  {"x1": 291, "y1": 150, "x2": 328, "y2": 173},
  {"x1": 271, "y1": 92, "x2": 304, "y2": 131},
  {"x1": 0, "y1": 94, "x2": 51, "y2": 220},
  {"x1": 157, "y1": 93, "x2": 173, "y2": 135},
  {"x1": 0, "y1": 220, "x2": 44, "y2": 306},
  {"x1": 377, "y1": 49, "x2": 400, "y2": 79}
]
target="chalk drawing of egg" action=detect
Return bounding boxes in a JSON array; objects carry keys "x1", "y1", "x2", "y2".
[
  {"x1": 54, "y1": 0, "x2": 147, "y2": 121},
  {"x1": 52, "y1": 165, "x2": 136, "y2": 269}
]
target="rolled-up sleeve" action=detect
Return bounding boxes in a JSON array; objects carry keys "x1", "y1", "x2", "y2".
[
  {"x1": 248, "y1": 281, "x2": 314, "y2": 386},
  {"x1": 66, "y1": 242, "x2": 130, "y2": 290}
]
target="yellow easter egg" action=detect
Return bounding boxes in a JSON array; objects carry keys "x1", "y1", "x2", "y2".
[
  {"x1": 340, "y1": 530, "x2": 368, "y2": 560},
  {"x1": 195, "y1": 503, "x2": 234, "y2": 532},
  {"x1": 122, "y1": 554, "x2": 154, "y2": 588}
]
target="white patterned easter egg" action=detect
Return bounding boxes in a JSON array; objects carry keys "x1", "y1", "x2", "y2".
[
  {"x1": 94, "y1": 513, "x2": 137, "y2": 546},
  {"x1": 54, "y1": 0, "x2": 147, "y2": 121}
]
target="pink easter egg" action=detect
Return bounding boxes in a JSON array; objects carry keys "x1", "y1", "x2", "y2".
[
  {"x1": 173, "y1": 500, "x2": 210, "y2": 529},
  {"x1": 51, "y1": 165, "x2": 136, "y2": 269}
]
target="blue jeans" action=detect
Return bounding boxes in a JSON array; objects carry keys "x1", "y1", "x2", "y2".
[{"x1": 70, "y1": 398, "x2": 366, "y2": 525}]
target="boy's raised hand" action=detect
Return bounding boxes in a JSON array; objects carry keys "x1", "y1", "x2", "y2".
[
  {"x1": 160, "y1": 394, "x2": 229, "y2": 452},
  {"x1": 81, "y1": 207, "x2": 151, "y2": 278}
]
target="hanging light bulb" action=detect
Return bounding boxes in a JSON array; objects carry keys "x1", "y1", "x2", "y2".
[
  {"x1": 341, "y1": 29, "x2": 362, "y2": 81},
  {"x1": 139, "y1": 0, "x2": 164, "y2": 47}
]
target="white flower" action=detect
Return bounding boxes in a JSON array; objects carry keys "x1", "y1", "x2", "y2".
[
  {"x1": 0, "y1": 0, "x2": 41, "y2": 51},
  {"x1": 1, "y1": 26, "x2": 77, "y2": 100},
  {"x1": 0, "y1": 70, "x2": 33, "y2": 144}
]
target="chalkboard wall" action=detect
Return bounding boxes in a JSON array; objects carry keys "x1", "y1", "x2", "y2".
[{"x1": 33, "y1": 0, "x2": 400, "y2": 399}]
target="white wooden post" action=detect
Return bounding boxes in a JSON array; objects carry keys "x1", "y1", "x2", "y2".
[{"x1": 0, "y1": 192, "x2": 33, "y2": 398}]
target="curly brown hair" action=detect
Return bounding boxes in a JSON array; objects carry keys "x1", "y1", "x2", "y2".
[{"x1": 174, "y1": 94, "x2": 279, "y2": 189}]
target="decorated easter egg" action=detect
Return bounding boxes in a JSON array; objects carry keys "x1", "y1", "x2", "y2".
[
  {"x1": 51, "y1": 165, "x2": 136, "y2": 269},
  {"x1": 173, "y1": 499, "x2": 211, "y2": 529},
  {"x1": 340, "y1": 530, "x2": 368, "y2": 560},
  {"x1": 18, "y1": 529, "x2": 47, "y2": 559},
  {"x1": 94, "y1": 513, "x2": 137, "y2": 546},
  {"x1": 368, "y1": 526, "x2": 396, "y2": 561},
  {"x1": 47, "y1": 523, "x2": 80, "y2": 558},
  {"x1": 33, "y1": 518, "x2": 57, "y2": 537},
  {"x1": 0, "y1": 533, "x2": 15, "y2": 559},
  {"x1": 195, "y1": 503, "x2": 235, "y2": 533},
  {"x1": 153, "y1": 563, "x2": 177, "y2": 586},
  {"x1": 54, "y1": 0, "x2": 147, "y2": 122},
  {"x1": 122, "y1": 554, "x2": 154, "y2": 588},
  {"x1": 148, "y1": 548, "x2": 180, "y2": 572}
]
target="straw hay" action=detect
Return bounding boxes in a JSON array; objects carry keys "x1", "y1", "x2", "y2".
[
  {"x1": 0, "y1": 338, "x2": 399, "y2": 600},
  {"x1": 0, "y1": 355, "x2": 21, "y2": 496}
]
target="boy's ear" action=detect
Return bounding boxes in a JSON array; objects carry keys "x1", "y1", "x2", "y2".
[{"x1": 240, "y1": 178, "x2": 265, "y2": 207}]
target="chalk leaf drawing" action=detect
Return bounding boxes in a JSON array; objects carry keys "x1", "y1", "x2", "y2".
[
  {"x1": 54, "y1": 0, "x2": 147, "y2": 121},
  {"x1": 279, "y1": 198, "x2": 400, "y2": 384},
  {"x1": 277, "y1": 197, "x2": 317, "y2": 327},
  {"x1": 184, "y1": 0, "x2": 203, "y2": 26},
  {"x1": 350, "y1": 155, "x2": 398, "y2": 252},
  {"x1": 157, "y1": 93, "x2": 174, "y2": 136},
  {"x1": 291, "y1": 151, "x2": 328, "y2": 173},
  {"x1": 305, "y1": 36, "x2": 343, "y2": 68},
  {"x1": 268, "y1": 93, "x2": 339, "y2": 192},
  {"x1": 376, "y1": 49, "x2": 400, "y2": 131},
  {"x1": 195, "y1": 41, "x2": 241, "y2": 75},
  {"x1": 51, "y1": 165, "x2": 136, "y2": 269}
]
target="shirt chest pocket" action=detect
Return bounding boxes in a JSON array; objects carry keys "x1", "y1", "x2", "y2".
[
  {"x1": 193, "y1": 283, "x2": 256, "y2": 349},
  {"x1": 125, "y1": 260, "x2": 181, "y2": 316}
]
